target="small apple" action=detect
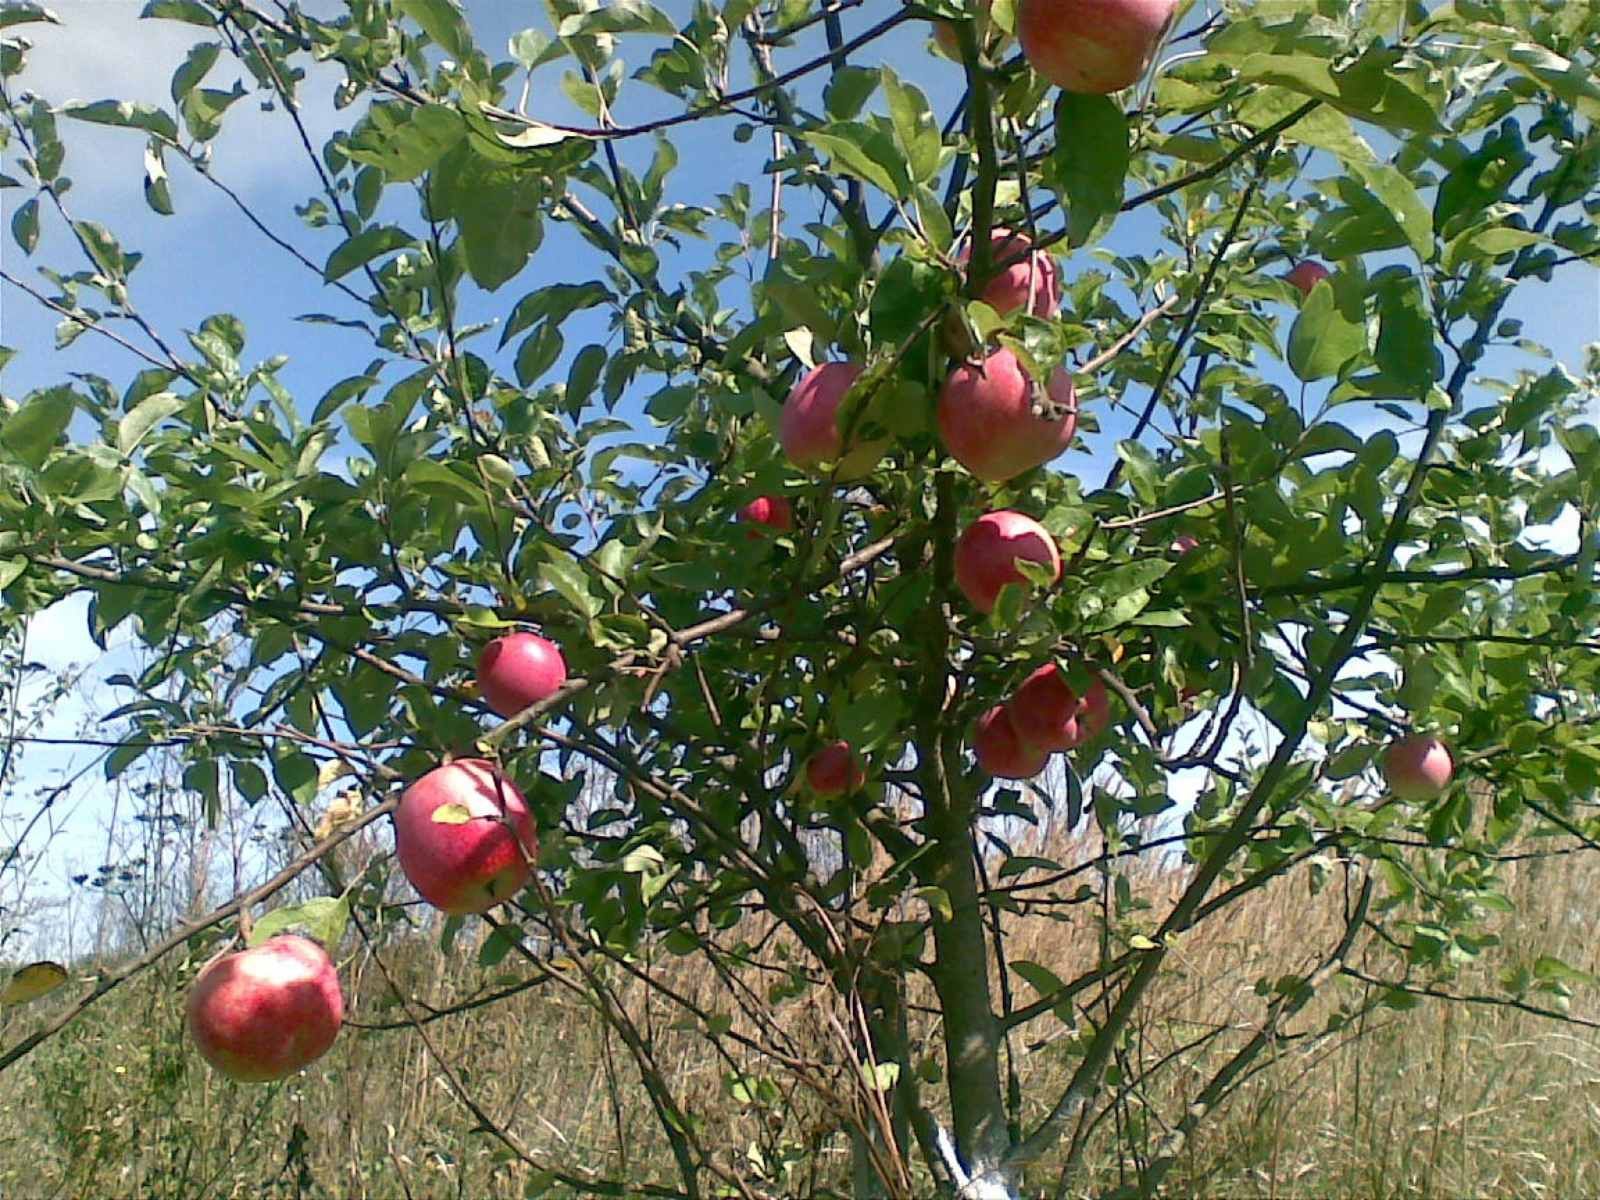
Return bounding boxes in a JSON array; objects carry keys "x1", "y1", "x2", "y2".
[
  {"x1": 973, "y1": 704, "x2": 1051, "y2": 779},
  {"x1": 1007, "y1": 663, "x2": 1082, "y2": 753},
  {"x1": 939, "y1": 347, "x2": 1077, "y2": 482},
  {"x1": 395, "y1": 758, "x2": 538, "y2": 915},
  {"x1": 1382, "y1": 734, "x2": 1453, "y2": 801},
  {"x1": 477, "y1": 632, "x2": 567, "y2": 719},
  {"x1": 954, "y1": 510, "x2": 1062, "y2": 614},
  {"x1": 806, "y1": 741, "x2": 866, "y2": 796},
  {"x1": 778, "y1": 361, "x2": 887, "y2": 477},
  {"x1": 1284, "y1": 261, "x2": 1331, "y2": 298},
  {"x1": 1170, "y1": 534, "x2": 1200, "y2": 555},
  {"x1": 739, "y1": 495, "x2": 794, "y2": 536},
  {"x1": 186, "y1": 934, "x2": 343, "y2": 1083},
  {"x1": 1018, "y1": 0, "x2": 1177, "y2": 94},
  {"x1": 959, "y1": 228, "x2": 1061, "y2": 318}
]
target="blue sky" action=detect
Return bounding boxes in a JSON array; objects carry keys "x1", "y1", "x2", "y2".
[{"x1": 3, "y1": 1, "x2": 1596, "y2": 948}]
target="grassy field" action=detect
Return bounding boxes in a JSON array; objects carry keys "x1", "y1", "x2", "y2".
[{"x1": 2, "y1": 825, "x2": 1596, "y2": 1200}]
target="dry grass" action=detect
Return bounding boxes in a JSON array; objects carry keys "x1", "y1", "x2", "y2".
[{"x1": 2, "y1": 825, "x2": 1597, "y2": 1200}]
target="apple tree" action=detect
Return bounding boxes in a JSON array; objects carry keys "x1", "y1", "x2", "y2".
[{"x1": 1, "y1": 1, "x2": 1598, "y2": 1197}]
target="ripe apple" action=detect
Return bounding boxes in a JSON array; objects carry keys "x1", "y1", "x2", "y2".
[
  {"x1": 954, "y1": 510, "x2": 1062, "y2": 614},
  {"x1": 1007, "y1": 663, "x2": 1082, "y2": 753},
  {"x1": 1284, "y1": 261, "x2": 1331, "y2": 298},
  {"x1": 186, "y1": 934, "x2": 343, "y2": 1082},
  {"x1": 778, "y1": 361, "x2": 887, "y2": 477},
  {"x1": 1170, "y1": 533, "x2": 1200, "y2": 555},
  {"x1": 1018, "y1": 0, "x2": 1177, "y2": 94},
  {"x1": 973, "y1": 704, "x2": 1051, "y2": 779},
  {"x1": 1076, "y1": 677, "x2": 1112, "y2": 741},
  {"x1": 1382, "y1": 734, "x2": 1453, "y2": 801},
  {"x1": 739, "y1": 495, "x2": 794, "y2": 537},
  {"x1": 477, "y1": 632, "x2": 567, "y2": 719},
  {"x1": 959, "y1": 228, "x2": 1061, "y2": 318},
  {"x1": 395, "y1": 758, "x2": 538, "y2": 915},
  {"x1": 939, "y1": 347, "x2": 1077, "y2": 482},
  {"x1": 806, "y1": 741, "x2": 866, "y2": 796}
]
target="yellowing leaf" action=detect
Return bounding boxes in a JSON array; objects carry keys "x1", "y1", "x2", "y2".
[
  {"x1": 313, "y1": 790, "x2": 363, "y2": 840},
  {"x1": 317, "y1": 759, "x2": 352, "y2": 789},
  {"x1": 1, "y1": 961, "x2": 68, "y2": 1006}
]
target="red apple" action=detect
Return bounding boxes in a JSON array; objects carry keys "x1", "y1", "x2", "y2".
[
  {"x1": 954, "y1": 510, "x2": 1062, "y2": 614},
  {"x1": 1018, "y1": 0, "x2": 1177, "y2": 94},
  {"x1": 806, "y1": 741, "x2": 866, "y2": 796},
  {"x1": 1076, "y1": 677, "x2": 1112, "y2": 741},
  {"x1": 186, "y1": 934, "x2": 343, "y2": 1082},
  {"x1": 395, "y1": 758, "x2": 538, "y2": 915},
  {"x1": 778, "y1": 361, "x2": 887, "y2": 477},
  {"x1": 1170, "y1": 534, "x2": 1200, "y2": 555},
  {"x1": 959, "y1": 228, "x2": 1061, "y2": 318},
  {"x1": 1382, "y1": 734, "x2": 1453, "y2": 801},
  {"x1": 1284, "y1": 261, "x2": 1331, "y2": 298},
  {"x1": 939, "y1": 348, "x2": 1077, "y2": 482},
  {"x1": 739, "y1": 495, "x2": 794, "y2": 537},
  {"x1": 1007, "y1": 663, "x2": 1082, "y2": 753},
  {"x1": 973, "y1": 704, "x2": 1051, "y2": 779},
  {"x1": 477, "y1": 632, "x2": 567, "y2": 719}
]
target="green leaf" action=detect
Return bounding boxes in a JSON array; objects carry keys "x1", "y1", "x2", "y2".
[
  {"x1": 557, "y1": 0, "x2": 674, "y2": 36},
  {"x1": 117, "y1": 391, "x2": 184, "y2": 455},
  {"x1": 429, "y1": 143, "x2": 545, "y2": 291},
  {"x1": 824, "y1": 65, "x2": 878, "y2": 121},
  {"x1": 1049, "y1": 92, "x2": 1128, "y2": 247},
  {"x1": 9, "y1": 195, "x2": 36, "y2": 254},
  {"x1": 62, "y1": 98, "x2": 178, "y2": 142},
  {"x1": 1349, "y1": 161, "x2": 1432, "y2": 260},
  {"x1": 913, "y1": 886, "x2": 951, "y2": 921},
  {"x1": 536, "y1": 546, "x2": 600, "y2": 619},
  {"x1": 271, "y1": 746, "x2": 318, "y2": 805},
  {"x1": 169, "y1": 40, "x2": 218, "y2": 104},
  {"x1": 323, "y1": 226, "x2": 415, "y2": 282},
  {"x1": 180, "y1": 82, "x2": 246, "y2": 142},
  {"x1": 0, "y1": 3, "x2": 60, "y2": 29},
  {"x1": 345, "y1": 102, "x2": 466, "y2": 182},
  {"x1": 231, "y1": 761, "x2": 267, "y2": 803},
  {"x1": 74, "y1": 220, "x2": 127, "y2": 278},
  {"x1": 1, "y1": 386, "x2": 74, "y2": 468},
  {"x1": 1532, "y1": 955, "x2": 1598, "y2": 987},
  {"x1": 804, "y1": 128, "x2": 907, "y2": 200},
  {"x1": 1239, "y1": 86, "x2": 1375, "y2": 165},
  {"x1": 143, "y1": 140, "x2": 173, "y2": 215},
  {"x1": 0, "y1": 558, "x2": 26, "y2": 590},
  {"x1": 403, "y1": 458, "x2": 484, "y2": 503},
  {"x1": 508, "y1": 28, "x2": 552, "y2": 70},
  {"x1": 882, "y1": 68, "x2": 941, "y2": 185},
  {"x1": 566, "y1": 344, "x2": 606, "y2": 411},
  {"x1": 139, "y1": 0, "x2": 216, "y2": 25},
  {"x1": 397, "y1": 0, "x2": 473, "y2": 61},
  {"x1": 1288, "y1": 272, "x2": 1366, "y2": 382},
  {"x1": 1010, "y1": 959, "x2": 1067, "y2": 1000},
  {"x1": 1483, "y1": 41, "x2": 1600, "y2": 122},
  {"x1": 1371, "y1": 271, "x2": 1439, "y2": 393},
  {"x1": 515, "y1": 324, "x2": 565, "y2": 387},
  {"x1": 1115, "y1": 440, "x2": 1160, "y2": 505},
  {"x1": 249, "y1": 896, "x2": 351, "y2": 951}
]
